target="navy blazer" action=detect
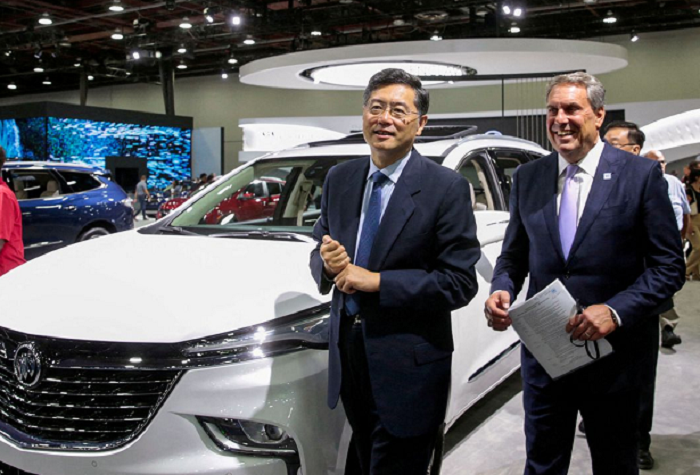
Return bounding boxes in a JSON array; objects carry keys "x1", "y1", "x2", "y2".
[
  {"x1": 309, "y1": 150, "x2": 480, "y2": 437},
  {"x1": 491, "y1": 144, "x2": 685, "y2": 392}
]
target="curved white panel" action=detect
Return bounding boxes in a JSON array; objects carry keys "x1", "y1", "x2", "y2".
[{"x1": 642, "y1": 109, "x2": 700, "y2": 157}]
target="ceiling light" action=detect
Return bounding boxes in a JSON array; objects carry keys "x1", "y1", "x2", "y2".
[
  {"x1": 430, "y1": 32, "x2": 443, "y2": 41},
  {"x1": 155, "y1": 50, "x2": 162, "y2": 59},
  {"x1": 111, "y1": 28, "x2": 124, "y2": 40},
  {"x1": 307, "y1": 61, "x2": 475, "y2": 87},
  {"x1": 393, "y1": 18, "x2": 406, "y2": 26},
  {"x1": 583, "y1": 0, "x2": 598, "y2": 3},
  {"x1": 228, "y1": 56, "x2": 238, "y2": 64},
  {"x1": 509, "y1": 23, "x2": 520, "y2": 34},
  {"x1": 513, "y1": 7, "x2": 523, "y2": 17},
  {"x1": 177, "y1": 44, "x2": 187, "y2": 54},
  {"x1": 177, "y1": 61, "x2": 188, "y2": 69},
  {"x1": 74, "y1": 61, "x2": 81, "y2": 67},
  {"x1": 630, "y1": 32, "x2": 639, "y2": 42},
  {"x1": 231, "y1": 13, "x2": 241, "y2": 26},
  {"x1": 204, "y1": 7, "x2": 215, "y2": 23},
  {"x1": 38, "y1": 13, "x2": 52, "y2": 25},
  {"x1": 502, "y1": 5, "x2": 511, "y2": 15},
  {"x1": 243, "y1": 36, "x2": 255, "y2": 45},
  {"x1": 603, "y1": 11, "x2": 617, "y2": 24},
  {"x1": 310, "y1": 30, "x2": 322, "y2": 36},
  {"x1": 180, "y1": 17, "x2": 192, "y2": 29},
  {"x1": 132, "y1": 50, "x2": 141, "y2": 60},
  {"x1": 34, "y1": 66, "x2": 44, "y2": 73},
  {"x1": 7, "y1": 83, "x2": 17, "y2": 90},
  {"x1": 88, "y1": 75, "x2": 94, "y2": 81},
  {"x1": 108, "y1": 0, "x2": 124, "y2": 12},
  {"x1": 221, "y1": 72, "x2": 229, "y2": 79},
  {"x1": 42, "y1": 77, "x2": 52, "y2": 85}
]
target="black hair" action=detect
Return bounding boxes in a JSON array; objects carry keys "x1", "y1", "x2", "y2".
[
  {"x1": 363, "y1": 68, "x2": 430, "y2": 116},
  {"x1": 603, "y1": 120, "x2": 646, "y2": 148}
]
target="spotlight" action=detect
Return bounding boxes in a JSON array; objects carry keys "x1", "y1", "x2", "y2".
[
  {"x1": 88, "y1": 75, "x2": 94, "y2": 80},
  {"x1": 603, "y1": 10, "x2": 617, "y2": 24},
  {"x1": 42, "y1": 77, "x2": 52, "y2": 85},
  {"x1": 228, "y1": 56, "x2": 238, "y2": 64},
  {"x1": 243, "y1": 36, "x2": 255, "y2": 45},
  {"x1": 204, "y1": 7, "x2": 215, "y2": 23},
  {"x1": 509, "y1": 22, "x2": 520, "y2": 34},
  {"x1": 180, "y1": 17, "x2": 192, "y2": 29},
  {"x1": 155, "y1": 50, "x2": 162, "y2": 59},
  {"x1": 38, "y1": 13, "x2": 52, "y2": 25},
  {"x1": 430, "y1": 32, "x2": 443, "y2": 41},
  {"x1": 34, "y1": 66, "x2": 44, "y2": 73},
  {"x1": 177, "y1": 60, "x2": 188, "y2": 69},
  {"x1": 109, "y1": 0, "x2": 124, "y2": 12},
  {"x1": 310, "y1": 30, "x2": 322, "y2": 36},
  {"x1": 513, "y1": 7, "x2": 523, "y2": 17},
  {"x1": 231, "y1": 13, "x2": 242, "y2": 26},
  {"x1": 111, "y1": 28, "x2": 124, "y2": 40},
  {"x1": 221, "y1": 71, "x2": 229, "y2": 79},
  {"x1": 502, "y1": 5, "x2": 511, "y2": 15},
  {"x1": 74, "y1": 61, "x2": 81, "y2": 67},
  {"x1": 177, "y1": 44, "x2": 188, "y2": 54},
  {"x1": 132, "y1": 50, "x2": 141, "y2": 60},
  {"x1": 630, "y1": 32, "x2": 639, "y2": 42},
  {"x1": 7, "y1": 83, "x2": 17, "y2": 90},
  {"x1": 4, "y1": 51, "x2": 11, "y2": 57}
]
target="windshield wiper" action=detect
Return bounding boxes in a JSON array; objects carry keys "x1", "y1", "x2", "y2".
[
  {"x1": 209, "y1": 230, "x2": 308, "y2": 242},
  {"x1": 159, "y1": 226, "x2": 202, "y2": 236}
]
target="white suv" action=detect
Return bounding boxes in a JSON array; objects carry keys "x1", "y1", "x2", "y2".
[{"x1": 0, "y1": 128, "x2": 545, "y2": 475}]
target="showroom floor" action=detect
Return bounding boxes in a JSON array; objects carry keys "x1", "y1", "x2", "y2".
[{"x1": 441, "y1": 281, "x2": 700, "y2": 475}]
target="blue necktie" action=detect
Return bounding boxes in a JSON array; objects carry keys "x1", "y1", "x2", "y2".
[{"x1": 345, "y1": 171, "x2": 389, "y2": 316}]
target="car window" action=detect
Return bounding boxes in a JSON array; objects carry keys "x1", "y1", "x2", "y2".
[
  {"x1": 240, "y1": 182, "x2": 265, "y2": 199},
  {"x1": 488, "y1": 149, "x2": 545, "y2": 205},
  {"x1": 457, "y1": 153, "x2": 502, "y2": 211},
  {"x1": 59, "y1": 171, "x2": 102, "y2": 193},
  {"x1": 9, "y1": 170, "x2": 62, "y2": 200},
  {"x1": 267, "y1": 181, "x2": 282, "y2": 196}
]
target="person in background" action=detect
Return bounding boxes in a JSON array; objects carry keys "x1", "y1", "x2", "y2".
[
  {"x1": 0, "y1": 146, "x2": 26, "y2": 276},
  {"x1": 135, "y1": 175, "x2": 150, "y2": 221},
  {"x1": 686, "y1": 167, "x2": 700, "y2": 280},
  {"x1": 486, "y1": 72, "x2": 684, "y2": 474}
]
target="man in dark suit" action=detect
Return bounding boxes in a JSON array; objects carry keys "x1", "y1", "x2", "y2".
[
  {"x1": 485, "y1": 72, "x2": 685, "y2": 474},
  {"x1": 309, "y1": 68, "x2": 480, "y2": 474}
]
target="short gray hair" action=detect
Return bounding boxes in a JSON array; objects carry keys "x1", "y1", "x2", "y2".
[{"x1": 545, "y1": 72, "x2": 606, "y2": 111}]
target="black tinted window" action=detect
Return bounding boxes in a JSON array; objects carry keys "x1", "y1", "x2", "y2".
[{"x1": 60, "y1": 171, "x2": 101, "y2": 193}]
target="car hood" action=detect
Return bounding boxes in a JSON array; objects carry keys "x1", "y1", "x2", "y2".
[{"x1": 0, "y1": 230, "x2": 328, "y2": 343}]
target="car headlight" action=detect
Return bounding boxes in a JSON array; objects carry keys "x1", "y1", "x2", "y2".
[
  {"x1": 182, "y1": 304, "x2": 329, "y2": 367},
  {"x1": 198, "y1": 417, "x2": 301, "y2": 474}
]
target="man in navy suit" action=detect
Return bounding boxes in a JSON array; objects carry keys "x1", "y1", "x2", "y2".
[
  {"x1": 485, "y1": 72, "x2": 685, "y2": 474},
  {"x1": 310, "y1": 69, "x2": 480, "y2": 474}
]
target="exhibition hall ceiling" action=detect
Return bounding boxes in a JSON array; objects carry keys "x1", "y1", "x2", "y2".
[{"x1": 0, "y1": 0, "x2": 698, "y2": 98}]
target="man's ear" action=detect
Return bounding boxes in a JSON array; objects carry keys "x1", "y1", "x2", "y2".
[
  {"x1": 594, "y1": 107, "x2": 606, "y2": 130},
  {"x1": 416, "y1": 115, "x2": 428, "y2": 136}
]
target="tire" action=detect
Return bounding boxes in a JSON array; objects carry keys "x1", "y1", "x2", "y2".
[{"x1": 77, "y1": 227, "x2": 111, "y2": 241}]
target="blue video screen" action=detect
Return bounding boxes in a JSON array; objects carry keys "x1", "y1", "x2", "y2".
[{"x1": 0, "y1": 117, "x2": 191, "y2": 191}]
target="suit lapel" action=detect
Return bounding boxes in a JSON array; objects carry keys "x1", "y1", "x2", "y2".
[
  {"x1": 540, "y1": 153, "x2": 566, "y2": 263},
  {"x1": 568, "y1": 144, "x2": 624, "y2": 260},
  {"x1": 338, "y1": 158, "x2": 370, "y2": 261},
  {"x1": 368, "y1": 150, "x2": 420, "y2": 270}
]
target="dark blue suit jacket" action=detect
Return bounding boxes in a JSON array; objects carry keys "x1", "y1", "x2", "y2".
[
  {"x1": 309, "y1": 150, "x2": 480, "y2": 437},
  {"x1": 491, "y1": 144, "x2": 685, "y2": 392}
]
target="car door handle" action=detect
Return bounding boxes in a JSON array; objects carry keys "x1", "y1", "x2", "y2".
[{"x1": 64, "y1": 206, "x2": 77, "y2": 211}]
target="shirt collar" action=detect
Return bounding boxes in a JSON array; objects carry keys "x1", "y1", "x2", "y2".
[
  {"x1": 367, "y1": 149, "x2": 412, "y2": 184},
  {"x1": 558, "y1": 139, "x2": 605, "y2": 177}
]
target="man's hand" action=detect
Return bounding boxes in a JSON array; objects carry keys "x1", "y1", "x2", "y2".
[
  {"x1": 484, "y1": 291, "x2": 512, "y2": 331},
  {"x1": 320, "y1": 235, "x2": 349, "y2": 277},
  {"x1": 334, "y1": 264, "x2": 380, "y2": 294},
  {"x1": 566, "y1": 304, "x2": 618, "y2": 341}
]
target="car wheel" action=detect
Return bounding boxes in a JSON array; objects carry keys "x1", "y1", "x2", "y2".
[{"x1": 77, "y1": 227, "x2": 111, "y2": 241}]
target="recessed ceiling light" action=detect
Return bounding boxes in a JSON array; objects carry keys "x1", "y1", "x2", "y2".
[
  {"x1": 177, "y1": 61, "x2": 188, "y2": 69},
  {"x1": 502, "y1": 5, "x2": 511, "y2": 15},
  {"x1": 111, "y1": 29, "x2": 124, "y2": 40},
  {"x1": 108, "y1": 0, "x2": 124, "y2": 12},
  {"x1": 603, "y1": 10, "x2": 617, "y2": 24},
  {"x1": 180, "y1": 17, "x2": 192, "y2": 29},
  {"x1": 38, "y1": 13, "x2": 52, "y2": 25},
  {"x1": 204, "y1": 7, "x2": 215, "y2": 23},
  {"x1": 231, "y1": 14, "x2": 241, "y2": 26},
  {"x1": 513, "y1": 7, "x2": 523, "y2": 17},
  {"x1": 222, "y1": 72, "x2": 229, "y2": 79},
  {"x1": 310, "y1": 30, "x2": 322, "y2": 36},
  {"x1": 88, "y1": 75, "x2": 94, "y2": 80},
  {"x1": 42, "y1": 77, "x2": 52, "y2": 85},
  {"x1": 7, "y1": 83, "x2": 17, "y2": 90},
  {"x1": 228, "y1": 57, "x2": 238, "y2": 64},
  {"x1": 177, "y1": 44, "x2": 187, "y2": 54},
  {"x1": 132, "y1": 50, "x2": 141, "y2": 60},
  {"x1": 243, "y1": 36, "x2": 255, "y2": 45},
  {"x1": 34, "y1": 66, "x2": 44, "y2": 73},
  {"x1": 509, "y1": 23, "x2": 521, "y2": 34},
  {"x1": 430, "y1": 33, "x2": 443, "y2": 41},
  {"x1": 74, "y1": 62, "x2": 81, "y2": 67}
]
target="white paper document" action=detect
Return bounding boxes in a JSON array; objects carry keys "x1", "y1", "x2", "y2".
[{"x1": 508, "y1": 279, "x2": 613, "y2": 379}]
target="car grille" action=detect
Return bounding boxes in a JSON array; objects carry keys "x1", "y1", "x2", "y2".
[{"x1": 0, "y1": 328, "x2": 183, "y2": 451}]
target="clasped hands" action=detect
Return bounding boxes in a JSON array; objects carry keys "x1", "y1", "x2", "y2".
[
  {"x1": 484, "y1": 291, "x2": 618, "y2": 340},
  {"x1": 320, "y1": 235, "x2": 380, "y2": 293}
]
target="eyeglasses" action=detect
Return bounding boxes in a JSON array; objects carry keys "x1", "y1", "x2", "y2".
[
  {"x1": 365, "y1": 104, "x2": 420, "y2": 120},
  {"x1": 658, "y1": 160, "x2": 666, "y2": 164},
  {"x1": 609, "y1": 142, "x2": 638, "y2": 149},
  {"x1": 570, "y1": 334, "x2": 601, "y2": 360}
]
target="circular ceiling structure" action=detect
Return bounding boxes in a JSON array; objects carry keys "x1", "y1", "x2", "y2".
[{"x1": 240, "y1": 38, "x2": 628, "y2": 90}]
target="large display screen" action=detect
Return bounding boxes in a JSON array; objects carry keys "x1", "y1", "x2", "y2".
[{"x1": 0, "y1": 116, "x2": 191, "y2": 191}]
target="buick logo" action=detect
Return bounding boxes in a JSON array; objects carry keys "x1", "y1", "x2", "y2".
[{"x1": 14, "y1": 342, "x2": 43, "y2": 388}]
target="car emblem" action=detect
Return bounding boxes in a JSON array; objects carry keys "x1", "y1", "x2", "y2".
[{"x1": 14, "y1": 342, "x2": 43, "y2": 389}]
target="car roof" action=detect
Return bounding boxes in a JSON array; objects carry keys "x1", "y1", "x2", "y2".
[{"x1": 3, "y1": 161, "x2": 107, "y2": 174}]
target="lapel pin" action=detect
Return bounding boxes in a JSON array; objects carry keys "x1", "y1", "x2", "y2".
[{"x1": 603, "y1": 173, "x2": 612, "y2": 180}]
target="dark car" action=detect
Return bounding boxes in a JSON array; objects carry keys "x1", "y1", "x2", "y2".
[{"x1": 1, "y1": 161, "x2": 134, "y2": 259}]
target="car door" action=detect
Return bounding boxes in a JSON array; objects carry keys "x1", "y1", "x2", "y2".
[
  {"x1": 443, "y1": 149, "x2": 522, "y2": 426},
  {"x1": 9, "y1": 168, "x2": 76, "y2": 258}
]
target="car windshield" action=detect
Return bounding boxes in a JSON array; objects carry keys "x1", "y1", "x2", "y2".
[{"x1": 169, "y1": 156, "x2": 360, "y2": 236}]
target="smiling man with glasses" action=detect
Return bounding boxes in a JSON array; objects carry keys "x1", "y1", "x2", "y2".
[
  {"x1": 603, "y1": 120, "x2": 646, "y2": 155},
  {"x1": 310, "y1": 68, "x2": 480, "y2": 474}
]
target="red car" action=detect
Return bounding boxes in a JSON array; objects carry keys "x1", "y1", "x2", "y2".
[{"x1": 156, "y1": 177, "x2": 284, "y2": 224}]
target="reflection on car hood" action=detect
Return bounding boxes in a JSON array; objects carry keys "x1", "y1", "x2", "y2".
[{"x1": 0, "y1": 230, "x2": 328, "y2": 343}]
